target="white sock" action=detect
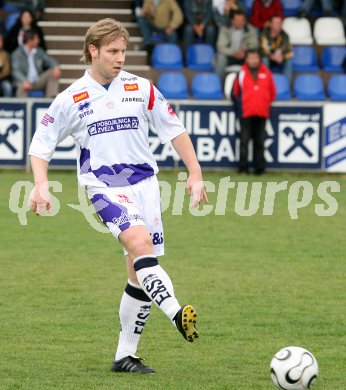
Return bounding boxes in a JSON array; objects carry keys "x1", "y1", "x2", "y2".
[
  {"x1": 115, "y1": 280, "x2": 152, "y2": 361},
  {"x1": 133, "y1": 255, "x2": 181, "y2": 321}
]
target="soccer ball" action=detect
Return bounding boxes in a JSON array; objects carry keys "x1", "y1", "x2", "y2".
[{"x1": 270, "y1": 346, "x2": 319, "y2": 389}]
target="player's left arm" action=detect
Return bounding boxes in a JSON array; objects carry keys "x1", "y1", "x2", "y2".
[{"x1": 171, "y1": 132, "x2": 209, "y2": 208}]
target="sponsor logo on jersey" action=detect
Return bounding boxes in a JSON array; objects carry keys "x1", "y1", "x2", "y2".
[
  {"x1": 73, "y1": 91, "x2": 89, "y2": 103},
  {"x1": 78, "y1": 101, "x2": 91, "y2": 111},
  {"x1": 87, "y1": 116, "x2": 139, "y2": 136},
  {"x1": 121, "y1": 97, "x2": 144, "y2": 103},
  {"x1": 121, "y1": 76, "x2": 138, "y2": 82},
  {"x1": 41, "y1": 113, "x2": 54, "y2": 126},
  {"x1": 167, "y1": 103, "x2": 175, "y2": 117},
  {"x1": 124, "y1": 83, "x2": 139, "y2": 91},
  {"x1": 78, "y1": 100, "x2": 93, "y2": 118},
  {"x1": 106, "y1": 101, "x2": 114, "y2": 110}
]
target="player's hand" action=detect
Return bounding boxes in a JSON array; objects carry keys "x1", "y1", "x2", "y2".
[
  {"x1": 29, "y1": 183, "x2": 52, "y2": 216},
  {"x1": 187, "y1": 173, "x2": 209, "y2": 208}
]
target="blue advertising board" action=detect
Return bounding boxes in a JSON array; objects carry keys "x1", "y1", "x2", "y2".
[
  {"x1": 0, "y1": 99, "x2": 331, "y2": 171},
  {"x1": 0, "y1": 102, "x2": 27, "y2": 167},
  {"x1": 323, "y1": 103, "x2": 346, "y2": 172},
  {"x1": 149, "y1": 102, "x2": 323, "y2": 170}
]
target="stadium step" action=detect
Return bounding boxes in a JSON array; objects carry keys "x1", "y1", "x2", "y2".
[
  {"x1": 43, "y1": 7, "x2": 133, "y2": 23},
  {"x1": 39, "y1": 21, "x2": 140, "y2": 39},
  {"x1": 45, "y1": 0, "x2": 133, "y2": 8},
  {"x1": 45, "y1": 35, "x2": 143, "y2": 51},
  {"x1": 41, "y1": 0, "x2": 155, "y2": 92},
  {"x1": 60, "y1": 64, "x2": 151, "y2": 79},
  {"x1": 48, "y1": 49, "x2": 147, "y2": 65}
]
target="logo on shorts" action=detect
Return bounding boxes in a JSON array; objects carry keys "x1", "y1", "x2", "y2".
[
  {"x1": 124, "y1": 83, "x2": 139, "y2": 92},
  {"x1": 116, "y1": 194, "x2": 133, "y2": 204},
  {"x1": 112, "y1": 212, "x2": 143, "y2": 228},
  {"x1": 73, "y1": 91, "x2": 89, "y2": 103}
]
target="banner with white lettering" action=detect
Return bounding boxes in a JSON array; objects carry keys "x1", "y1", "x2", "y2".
[
  {"x1": 149, "y1": 103, "x2": 323, "y2": 170},
  {"x1": 323, "y1": 103, "x2": 346, "y2": 172},
  {"x1": 0, "y1": 102, "x2": 27, "y2": 166},
  {"x1": 0, "y1": 99, "x2": 324, "y2": 171}
]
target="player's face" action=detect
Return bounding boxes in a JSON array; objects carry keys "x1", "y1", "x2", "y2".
[{"x1": 90, "y1": 37, "x2": 126, "y2": 84}]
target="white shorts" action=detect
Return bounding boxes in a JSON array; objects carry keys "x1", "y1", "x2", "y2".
[{"x1": 87, "y1": 175, "x2": 164, "y2": 256}]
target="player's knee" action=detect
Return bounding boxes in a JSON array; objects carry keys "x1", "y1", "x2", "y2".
[
  {"x1": 121, "y1": 227, "x2": 153, "y2": 258},
  {"x1": 130, "y1": 237, "x2": 153, "y2": 258}
]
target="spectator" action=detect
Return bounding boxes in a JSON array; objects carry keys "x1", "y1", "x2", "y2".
[
  {"x1": 137, "y1": 0, "x2": 183, "y2": 51},
  {"x1": 249, "y1": 0, "x2": 283, "y2": 31},
  {"x1": 299, "y1": 0, "x2": 333, "y2": 18},
  {"x1": 0, "y1": 33, "x2": 12, "y2": 97},
  {"x1": 11, "y1": 28, "x2": 60, "y2": 97},
  {"x1": 133, "y1": 0, "x2": 144, "y2": 20},
  {"x1": 231, "y1": 48, "x2": 276, "y2": 175},
  {"x1": 260, "y1": 14, "x2": 292, "y2": 82},
  {"x1": 27, "y1": 0, "x2": 45, "y2": 21},
  {"x1": 183, "y1": 0, "x2": 216, "y2": 48},
  {"x1": 5, "y1": 8, "x2": 46, "y2": 53},
  {"x1": 212, "y1": 0, "x2": 245, "y2": 29},
  {"x1": 215, "y1": 9, "x2": 258, "y2": 80}
]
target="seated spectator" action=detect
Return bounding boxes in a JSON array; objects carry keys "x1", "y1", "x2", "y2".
[
  {"x1": 260, "y1": 14, "x2": 292, "y2": 82},
  {"x1": 11, "y1": 28, "x2": 60, "y2": 98},
  {"x1": 215, "y1": 9, "x2": 258, "y2": 80},
  {"x1": 212, "y1": 0, "x2": 245, "y2": 29},
  {"x1": 5, "y1": 8, "x2": 46, "y2": 53},
  {"x1": 133, "y1": 0, "x2": 144, "y2": 20},
  {"x1": 183, "y1": 0, "x2": 216, "y2": 48},
  {"x1": 0, "y1": 33, "x2": 12, "y2": 97},
  {"x1": 299, "y1": 0, "x2": 333, "y2": 18},
  {"x1": 137, "y1": 0, "x2": 183, "y2": 52},
  {"x1": 249, "y1": 0, "x2": 283, "y2": 31},
  {"x1": 27, "y1": 0, "x2": 45, "y2": 21}
]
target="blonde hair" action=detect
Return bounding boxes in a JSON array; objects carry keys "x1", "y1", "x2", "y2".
[{"x1": 81, "y1": 18, "x2": 129, "y2": 64}]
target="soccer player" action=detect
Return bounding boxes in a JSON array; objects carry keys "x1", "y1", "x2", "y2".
[{"x1": 28, "y1": 18, "x2": 208, "y2": 373}]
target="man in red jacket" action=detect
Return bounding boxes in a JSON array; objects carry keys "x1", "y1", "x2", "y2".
[
  {"x1": 231, "y1": 48, "x2": 276, "y2": 174},
  {"x1": 249, "y1": 0, "x2": 283, "y2": 30}
]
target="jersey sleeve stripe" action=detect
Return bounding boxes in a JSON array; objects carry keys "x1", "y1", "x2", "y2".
[{"x1": 147, "y1": 82, "x2": 155, "y2": 111}]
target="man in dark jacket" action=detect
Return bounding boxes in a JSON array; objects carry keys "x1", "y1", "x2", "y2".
[
  {"x1": 260, "y1": 14, "x2": 293, "y2": 83},
  {"x1": 232, "y1": 48, "x2": 276, "y2": 174},
  {"x1": 11, "y1": 28, "x2": 61, "y2": 97}
]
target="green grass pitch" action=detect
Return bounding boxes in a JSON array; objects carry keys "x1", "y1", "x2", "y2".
[{"x1": 1, "y1": 170, "x2": 345, "y2": 389}]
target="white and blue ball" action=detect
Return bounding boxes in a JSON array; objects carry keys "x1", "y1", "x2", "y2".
[{"x1": 270, "y1": 346, "x2": 319, "y2": 390}]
